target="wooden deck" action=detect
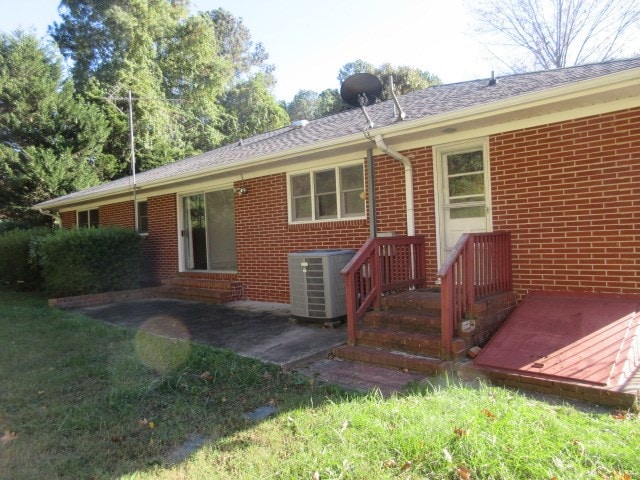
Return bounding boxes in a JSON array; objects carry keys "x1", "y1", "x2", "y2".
[{"x1": 461, "y1": 291, "x2": 640, "y2": 408}]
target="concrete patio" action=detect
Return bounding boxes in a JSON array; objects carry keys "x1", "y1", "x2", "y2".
[{"x1": 69, "y1": 297, "x2": 432, "y2": 395}]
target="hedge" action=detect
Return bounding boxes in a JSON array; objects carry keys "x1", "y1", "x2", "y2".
[
  {"x1": 38, "y1": 227, "x2": 142, "y2": 297},
  {"x1": 0, "y1": 227, "x2": 52, "y2": 290}
]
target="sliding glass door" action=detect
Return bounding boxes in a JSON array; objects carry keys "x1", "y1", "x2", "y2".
[{"x1": 182, "y1": 189, "x2": 237, "y2": 272}]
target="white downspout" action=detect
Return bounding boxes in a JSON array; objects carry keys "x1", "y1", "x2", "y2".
[
  {"x1": 373, "y1": 134, "x2": 415, "y2": 236},
  {"x1": 37, "y1": 208, "x2": 61, "y2": 227}
]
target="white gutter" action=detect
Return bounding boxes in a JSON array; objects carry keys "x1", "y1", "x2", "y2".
[
  {"x1": 373, "y1": 134, "x2": 415, "y2": 236},
  {"x1": 37, "y1": 208, "x2": 61, "y2": 226}
]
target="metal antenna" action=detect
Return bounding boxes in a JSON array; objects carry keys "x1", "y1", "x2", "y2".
[
  {"x1": 127, "y1": 91, "x2": 136, "y2": 186},
  {"x1": 104, "y1": 92, "x2": 186, "y2": 184},
  {"x1": 389, "y1": 75, "x2": 406, "y2": 121},
  {"x1": 358, "y1": 94, "x2": 375, "y2": 128}
]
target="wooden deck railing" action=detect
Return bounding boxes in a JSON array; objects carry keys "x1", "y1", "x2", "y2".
[
  {"x1": 341, "y1": 236, "x2": 426, "y2": 345},
  {"x1": 436, "y1": 232, "x2": 512, "y2": 356}
]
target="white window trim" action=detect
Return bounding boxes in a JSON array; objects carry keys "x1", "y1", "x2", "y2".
[
  {"x1": 135, "y1": 200, "x2": 149, "y2": 236},
  {"x1": 286, "y1": 161, "x2": 367, "y2": 224},
  {"x1": 77, "y1": 208, "x2": 99, "y2": 228}
]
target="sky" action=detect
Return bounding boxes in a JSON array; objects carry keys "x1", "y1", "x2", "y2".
[{"x1": 0, "y1": 0, "x2": 494, "y2": 101}]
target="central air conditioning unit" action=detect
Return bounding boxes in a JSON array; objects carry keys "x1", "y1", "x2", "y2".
[{"x1": 288, "y1": 249, "x2": 356, "y2": 321}]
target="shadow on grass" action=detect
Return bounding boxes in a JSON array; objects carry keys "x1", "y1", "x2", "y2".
[{"x1": 0, "y1": 290, "x2": 364, "y2": 479}]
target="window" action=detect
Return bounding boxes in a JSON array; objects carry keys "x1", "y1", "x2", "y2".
[
  {"x1": 77, "y1": 208, "x2": 99, "y2": 228},
  {"x1": 137, "y1": 201, "x2": 149, "y2": 234},
  {"x1": 289, "y1": 163, "x2": 365, "y2": 222},
  {"x1": 444, "y1": 150, "x2": 486, "y2": 219}
]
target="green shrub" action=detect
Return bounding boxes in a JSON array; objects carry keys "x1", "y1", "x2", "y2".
[
  {"x1": 38, "y1": 227, "x2": 142, "y2": 297},
  {"x1": 0, "y1": 217, "x2": 52, "y2": 234},
  {"x1": 0, "y1": 227, "x2": 53, "y2": 290}
]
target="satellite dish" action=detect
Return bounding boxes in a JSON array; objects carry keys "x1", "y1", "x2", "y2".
[{"x1": 340, "y1": 73, "x2": 383, "y2": 107}]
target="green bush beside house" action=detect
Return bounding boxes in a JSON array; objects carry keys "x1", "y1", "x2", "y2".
[
  {"x1": 0, "y1": 226, "x2": 141, "y2": 297},
  {"x1": 0, "y1": 227, "x2": 52, "y2": 290}
]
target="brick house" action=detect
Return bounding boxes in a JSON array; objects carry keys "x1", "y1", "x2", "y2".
[{"x1": 35, "y1": 58, "x2": 640, "y2": 350}]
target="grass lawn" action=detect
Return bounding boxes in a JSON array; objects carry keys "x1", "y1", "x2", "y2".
[{"x1": 0, "y1": 290, "x2": 638, "y2": 479}]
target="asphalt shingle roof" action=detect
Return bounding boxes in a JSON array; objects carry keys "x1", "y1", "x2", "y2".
[{"x1": 36, "y1": 57, "x2": 640, "y2": 209}]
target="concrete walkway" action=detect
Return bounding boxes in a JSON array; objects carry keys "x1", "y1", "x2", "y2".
[{"x1": 71, "y1": 297, "x2": 428, "y2": 394}]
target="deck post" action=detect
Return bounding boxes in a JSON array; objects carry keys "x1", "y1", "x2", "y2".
[
  {"x1": 464, "y1": 238, "x2": 475, "y2": 310},
  {"x1": 440, "y1": 273, "x2": 454, "y2": 359},
  {"x1": 345, "y1": 275, "x2": 357, "y2": 346}
]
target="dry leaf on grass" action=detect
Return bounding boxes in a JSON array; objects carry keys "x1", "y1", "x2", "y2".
[
  {"x1": 613, "y1": 471, "x2": 632, "y2": 480},
  {"x1": 138, "y1": 418, "x2": 156, "y2": 429},
  {"x1": 443, "y1": 448, "x2": 453, "y2": 463},
  {"x1": 199, "y1": 371, "x2": 214, "y2": 381},
  {"x1": 454, "y1": 427, "x2": 470, "y2": 437},
  {"x1": 0, "y1": 430, "x2": 17, "y2": 444},
  {"x1": 481, "y1": 408, "x2": 496, "y2": 419},
  {"x1": 382, "y1": 459, "x2": 397, "y2": 468},
  {"x1": 571, "y1": 439, "x2": 585, "y2": 455},
  {"x1": 611, "y1": 410, "x2": 629, "y2": 420},
  {"x1": 456, "y1": 465, "x2": 472, "y2": 480},
  {"x1": 401, "y1": 460, "x2": 412, "y2": 472}
]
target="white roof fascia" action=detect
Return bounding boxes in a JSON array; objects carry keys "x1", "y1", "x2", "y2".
[{"x1": 373, "y1": 67, "x2": 640, "y2": 141}]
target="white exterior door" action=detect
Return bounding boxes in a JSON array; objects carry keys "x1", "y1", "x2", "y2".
[{"x1": 435, "y1": 141, "x2": 492, "y2": 265}]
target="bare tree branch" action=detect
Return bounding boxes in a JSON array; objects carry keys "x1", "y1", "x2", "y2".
[{"x1": 468, "y1": 0, "x2": 640, "y2": 71}]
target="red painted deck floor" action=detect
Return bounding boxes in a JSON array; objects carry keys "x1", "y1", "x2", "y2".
[{"x1": 473, "y1": 292, "x2": 640, "y2": 396}]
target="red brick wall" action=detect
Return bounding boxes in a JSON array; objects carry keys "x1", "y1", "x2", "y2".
[
  {"x1": 235, "y1": 173, "x2": 370, "y2": 303},
  {"x1": 99, "y1": 200, "x2": 135, "y2": 229},
  {"x1": 59, "y1": 211, "x2": 76, "y2": 229},
  {"x1": 56, "y1": 106, "x2": 640, "y2": 301},
  {"x1": 374, "y1": 147, "x2": 439, "y2": 282},
  {"x1": 232, "y1": 148, "x2": 439, "y2": 303},
  {"x1": 490, "y1": 108, "x2": 640, "y2": 296},
  {"x1": 143, "y1": 193, "x2": 179, "y2": 282}
]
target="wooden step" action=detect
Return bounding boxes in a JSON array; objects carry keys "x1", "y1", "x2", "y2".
[
  {"x1": 357, "y1": 328, "x2": 443, "y2": 357},
  {"x1": 333, "y1": 345, "x2": 452, "y2": 375},
  {"x1": 362, "y1": 309, "x2": 441, "y2": 334},
  {"x1": 381, "y1": 289, "x2": 441, "y2": 312},
  {"x1": 159, "y1": 285, "x2": 230, "y2": 304}
]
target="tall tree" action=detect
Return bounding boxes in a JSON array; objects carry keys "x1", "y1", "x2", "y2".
[
  {"x1": 315, "y1": 89, "x2": 345, "y2": 118},
  {"x1": 469, "y1": 0, "x2": 640, "y2": 71},
  {"x1": 50, "y1": 1, "x2": 290, "y2": 173},
  {"x1": 205, "y1": 8, "x2": 274, "y2": 81},
  {"x1": 51, "y1": 0, "x2": 233, "y2": 172},
  {"x1": 0, "y1": 32, "x2": 111, "y2": 221},
  {"x1": 286, "y1": 90, "x2": 319, "y2": 121},
  {"x1": 220, "y1": 74, "x2": 289, "y2": 142}
]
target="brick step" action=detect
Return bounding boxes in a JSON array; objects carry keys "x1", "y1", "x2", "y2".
[
  {"x1": 333, "y1": 345, "x2": 452, "y2": 375},
  {"x1": 362, "y1": 309, "x2": 441, "y2": 334},
  {"x1": 159, "y1": 285, "x2": 230, "y2": 304},
  {"x1": 381, "y1": 289, "x2": 442, "y2": 312},
  {"x1": 357, "y1": 328, "x2": 444, "y2": 357},
  {"x1": 161, "y1": 276, "x2": 237, "y2": 292}
]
